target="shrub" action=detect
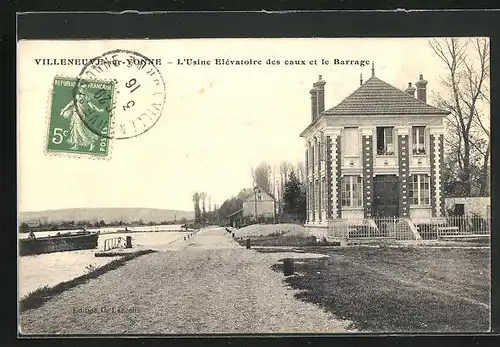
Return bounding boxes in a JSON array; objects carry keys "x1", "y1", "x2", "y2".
[
  {"x1": 469, "y1": 213, "x2": 488, "y2": 233},
  {"x1": 85, "y1": 264, "x2": 100, "y2": 274}
]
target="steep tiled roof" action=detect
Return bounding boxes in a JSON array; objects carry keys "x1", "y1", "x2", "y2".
[{"x1": 323, "y1": 76, "x2": 449, "y2": 115}]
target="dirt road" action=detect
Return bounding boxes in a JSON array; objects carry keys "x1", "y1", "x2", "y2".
[{"x1": 19, "y1": 227, "x2": 353, "y2": 334}]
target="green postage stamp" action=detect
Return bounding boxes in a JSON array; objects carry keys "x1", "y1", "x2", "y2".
[{"x1": 46, "y1": 76, "x2": 115, "y2": 158}]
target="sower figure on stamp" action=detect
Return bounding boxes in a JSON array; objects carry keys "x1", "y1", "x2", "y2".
[{"x1": 60, "y1": 92, "x2": 104, "y2": 150}]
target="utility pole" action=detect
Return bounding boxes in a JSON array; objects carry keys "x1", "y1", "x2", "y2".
[{"x1": 253, "y1": 186, "x2": 259, "y2": 222}]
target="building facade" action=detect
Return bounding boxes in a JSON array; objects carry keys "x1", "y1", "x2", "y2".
[{"x1": 300, "y1": 68, "x2": 449, "y2": 230}]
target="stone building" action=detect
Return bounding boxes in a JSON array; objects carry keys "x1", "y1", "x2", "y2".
[{"x1": 300, "y1": 66, "x2": 449, "y2": 232}]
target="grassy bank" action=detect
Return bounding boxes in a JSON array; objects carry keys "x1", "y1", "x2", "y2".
[
  {"x1": 269, "y1": 246, "x2": 490, "y2": 332},
  {"x1": 20, "y1": 249, "x2": 156, "y2": 313},
  {"x1": 235, "y1": 235, "x2": 318, "y2": 247},
  {"x1": 234, "y1": 234, "x2": 340, "y2": 247}
]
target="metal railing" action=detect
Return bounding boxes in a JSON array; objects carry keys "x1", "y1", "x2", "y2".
[
  {"x1": 103, "y1": 236, "x2": 126, "y2": 251},
  {"x1": 413, "y1": 215, "x2": 491, "y2": 240},
  {"x1": 328, "y1": 217, "x2": 413, "y2": 240},
  {"x1": 327, "y1": 215, "x2": 491, "y2": 241}
]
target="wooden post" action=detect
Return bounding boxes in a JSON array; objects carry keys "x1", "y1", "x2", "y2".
[
  {"x1": 283, "y1": 258, "x2": 294, "y2": 276},
  {"x1": 246, "y1": 238, "x2": 251, "y2": 249},
  {"x1": 126, "y1": 236, "x2": 132, "y2": 248}
]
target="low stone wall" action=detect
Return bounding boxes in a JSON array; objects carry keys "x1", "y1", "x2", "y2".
[{"x1": 445, "y1": 197, "x2": 490, "y2": 218}]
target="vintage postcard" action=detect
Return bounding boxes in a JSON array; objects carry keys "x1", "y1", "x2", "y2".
[{"x1": 17, "y1": 37, "x2": 491, "y2": 335}]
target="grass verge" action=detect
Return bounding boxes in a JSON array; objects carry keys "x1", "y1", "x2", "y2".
[
  {"x1": 235, "y1": 235, "x2": 339, "y2": 247},
  {"x1": 270, "y1": 247, "x2": 490, "y2": 332},
  {"x1": 19, "y1": 249, "x2": 156, "y2": 313}
]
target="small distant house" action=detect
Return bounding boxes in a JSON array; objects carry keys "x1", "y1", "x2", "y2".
[
  {"x1": 242, "y1": 187, "x2": 276, "y2": 220},
  {"x1": 225, "y1": 187, "x2": 277, "y2": 227},
  {"x1": 26, "y1": 221, "x2": 41, "y2": 228}
]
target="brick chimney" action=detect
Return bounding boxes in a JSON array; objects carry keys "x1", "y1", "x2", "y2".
[
  {"x1": 310, "y1": 86, "x2": 317, "y2": 122},
  {"x1": 313, "y1": 75, "x2": 326, "y2": 118},
  {"x1": 415, "y1": 74, "x2": 428, "y2": 103},
  {"x1": 404, "y1": 82, "x2": 416, "y2": 97}
]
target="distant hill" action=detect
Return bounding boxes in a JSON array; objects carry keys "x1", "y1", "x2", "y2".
[{"x1": 19, "y1": 208, "x2": 195, "y2": 224}]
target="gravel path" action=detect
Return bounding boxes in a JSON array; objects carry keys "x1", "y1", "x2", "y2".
[{"x1": 19, "y1": 227, "x2": 354, "y2": 334}]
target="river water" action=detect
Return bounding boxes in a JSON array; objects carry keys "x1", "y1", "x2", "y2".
[
  {"x1": 18, "y1": 224, "x2": 186, "y2": 239},
  {"x1": 18, "y1": 225, "x2": 187, "y2": 298}
]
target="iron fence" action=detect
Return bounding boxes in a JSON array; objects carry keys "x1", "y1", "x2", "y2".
[
  {"x1": 328, "y1": 215, "x2": 490, "y2": 241},
  {"x1": 413, "y1": 215, "x2": 491, "y2": 240}
]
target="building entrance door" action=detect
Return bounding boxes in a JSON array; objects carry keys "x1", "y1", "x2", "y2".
[
  {"x1": 453, "y1": 204, "x2": 465, "y2": 216},
  {"x1": 373, "y1": 175, "x2": 399, "y2": 218}
]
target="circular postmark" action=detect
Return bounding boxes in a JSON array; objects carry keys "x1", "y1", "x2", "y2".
[{"x1": 73, "y1": 49, "x2": 166, "y2": 140}]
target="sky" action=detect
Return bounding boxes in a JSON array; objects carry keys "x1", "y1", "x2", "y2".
[{"x1": 17, "y1": 37, "x2": 489, "y2": 212}]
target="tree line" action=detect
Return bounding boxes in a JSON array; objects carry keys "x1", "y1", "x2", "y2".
[{"x1": 191, "y1": 192, "x2": 218, "y2": 226}]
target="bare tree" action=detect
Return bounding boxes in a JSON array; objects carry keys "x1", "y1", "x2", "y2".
[
  {"x1": 272, "y1": 164, "x2": 277, "y2": 195},
  {"x1": 250, "y1": 165, "x2": 256, "y2": 186},
  {"x1": 471, "y1": 105, "x2": 490, "y2": 195},
  {"x1": 279, "y1": 161, "x2": 294, "y2": 197},
  {"x1": 295, "y1": 161, "x2": 306, "y2": 184},
  {"x1": 192, "y1": 192, "x2": 201, "y2": 224},
  {"x1": 274, "y1": 161, "x2": 294, "y2": 216},
  {"x1": 254, "y1": 162, "x2": 273, "y2": 193},
  {"x1": 200, "y1": 192, "x2": 207, "y2": 225},
  {"x1": 429, "y1": 37, "x2": 490, "y2": 196}
]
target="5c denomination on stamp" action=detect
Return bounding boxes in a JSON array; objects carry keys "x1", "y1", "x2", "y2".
[
  {"x1": 46, "y1": 76, "x2": 114, "y2": 158},
  {"x1": 74, "y1": 49, "x2": 166, "y2": 140}
]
